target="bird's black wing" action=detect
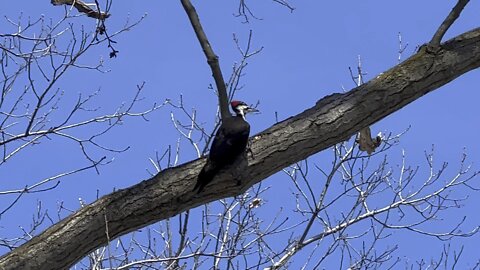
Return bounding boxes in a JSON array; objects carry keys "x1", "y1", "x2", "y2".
[
  {"x1": 209, "y1": 119, "x2": 250, "y2": 165},
  {"x1": 193, "y1": 117, "x2": 250, "y2": 193},
  {"x1": 193, "y1": 124, "x2": 229, "y2": 193}
]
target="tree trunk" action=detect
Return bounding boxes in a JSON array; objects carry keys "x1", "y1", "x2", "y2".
[{"x1": 1, "y1": 28, "x2": 479, "y2": 270}]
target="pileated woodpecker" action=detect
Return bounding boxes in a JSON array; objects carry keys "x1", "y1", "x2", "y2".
[{"x1": 193, "y1": 101, "x2": 258, "y2": 193}]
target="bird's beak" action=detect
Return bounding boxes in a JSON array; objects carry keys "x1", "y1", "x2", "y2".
[{"x1": 246, "y1": 106, "x2": 259, "y2": 114}]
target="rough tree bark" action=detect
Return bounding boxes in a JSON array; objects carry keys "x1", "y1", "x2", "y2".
[{"x1": 0, "y1": 25, "x2": 479, "y2": 269}]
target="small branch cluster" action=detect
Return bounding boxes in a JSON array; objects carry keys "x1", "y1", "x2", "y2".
[
  {"x1": 267, "y1": 133, "x2": 479, "y2": 269},
  {"x1": 236, "y1": 0, "x2": 295, "y2": 23},
  {"x1": 0, "y1": 10, "x2": 156, "y2": 217},
  {"x1": 71, "y1": 184, "x2": 295, "y2": 270}
]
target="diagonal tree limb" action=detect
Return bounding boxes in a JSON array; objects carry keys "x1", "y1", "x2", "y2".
[
  {"x1": 180, "y1": 0, "x2": 230, "y2": 121},
  {"x1": 430, "y1": 0, "x2": 470, "y2": 46},
  {"x1": 1, "y1": 26, "x2": 480, "y2": 270}
]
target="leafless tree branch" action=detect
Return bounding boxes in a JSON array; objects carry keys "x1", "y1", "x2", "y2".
[
  {"x1": 180, "y1": 0, "x2": 230, "y2": 121},
  {"x1": 430, "y1": 0, "x2": 470, "y2": 46}
]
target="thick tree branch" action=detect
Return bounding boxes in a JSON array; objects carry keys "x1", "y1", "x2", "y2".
[
  {"x1": 180, "y1": 0, "x2": 230, "y2": 120},
  {"x1": 1, "y1": 28, "x2": 480, "y2": 270},
  {"x1": 430, "y1": 0, "x2": 470, "y2": 46}
]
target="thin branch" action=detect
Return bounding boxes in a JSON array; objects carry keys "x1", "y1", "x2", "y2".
[
  {"x1": 430, "y1": 0, "x2": 470, "y2": 46},
  {"x1": 180, "y1": 0, "x2": 230, "y2": 121}
]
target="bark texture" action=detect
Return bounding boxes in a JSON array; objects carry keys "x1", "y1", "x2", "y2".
[{"x1": 1, "y1": 28, "x2": 480, "y2": 270}]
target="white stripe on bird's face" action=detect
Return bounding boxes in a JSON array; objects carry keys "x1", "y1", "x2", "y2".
[{"x1": 235, "y1": 104, "x2": 250, "y2": 119}]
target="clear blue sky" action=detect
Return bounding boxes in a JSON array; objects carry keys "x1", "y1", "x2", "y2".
[{"x1": 1, "y1": 1, "x2": 480, "y2": 268}]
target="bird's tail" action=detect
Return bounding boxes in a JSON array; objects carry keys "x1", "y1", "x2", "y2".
[{"x1": 193, "y1": 161, "x2": 220, "y2": 193}]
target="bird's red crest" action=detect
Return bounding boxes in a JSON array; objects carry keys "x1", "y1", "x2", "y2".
[{"x1": 230, "y1": 100, "x2": 243, "y2": 108}]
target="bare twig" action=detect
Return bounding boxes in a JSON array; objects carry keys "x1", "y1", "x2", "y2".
[
  {"x1": 236, "y1": 0, "x2": 295, "y2": 23},
  {"x1": 397, "y1": 32, "x2": 408, "y2": 63},
  {"x1": 0, "y1": 10, "x2": 155, "y2": 219}
]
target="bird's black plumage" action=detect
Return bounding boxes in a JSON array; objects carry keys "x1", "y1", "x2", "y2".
[{"x1": 193, "y1": 101, "x2": 255, "y2": 193}]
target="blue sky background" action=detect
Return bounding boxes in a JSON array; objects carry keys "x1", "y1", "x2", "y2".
[{"x1": 1, "y1": 1, "x2": 480, "y2": 268}]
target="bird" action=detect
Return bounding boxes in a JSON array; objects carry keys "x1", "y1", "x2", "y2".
[{"x1": 193, "y1": 100, "x2": 258, "y2": 193}]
